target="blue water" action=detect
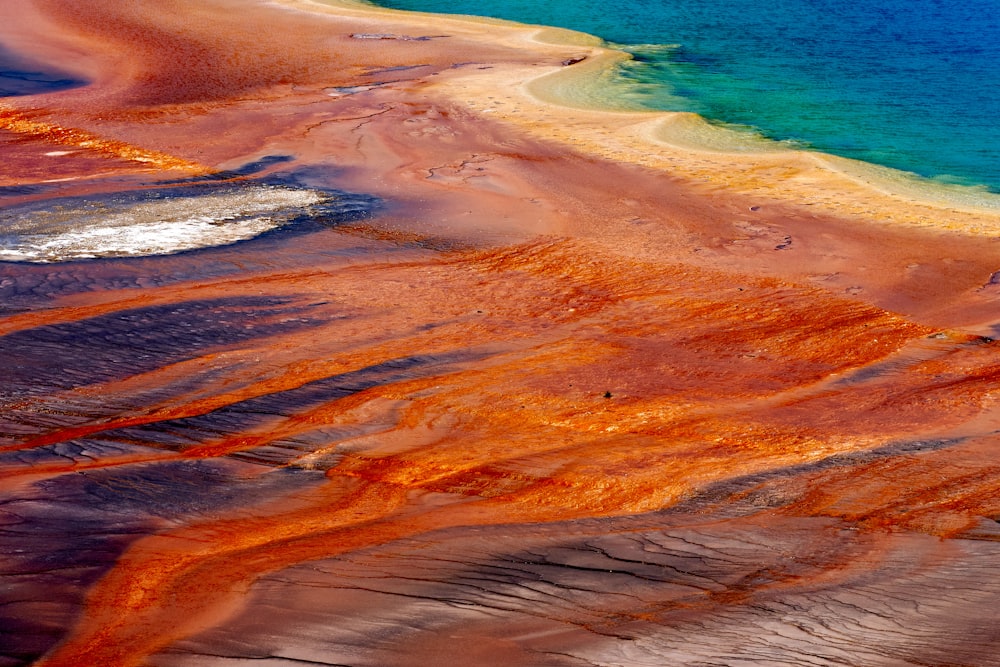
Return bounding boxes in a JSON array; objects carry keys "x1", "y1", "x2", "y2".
[
  {"x1": 374, "y1": 0, "x2": 1000, "y2": 193},
  {"x1": 0, "y1": 45, "x2": 84, "y2": 97}
]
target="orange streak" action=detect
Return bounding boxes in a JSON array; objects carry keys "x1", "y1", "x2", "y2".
[{"x1": 0, "y1": 102, "x2": 209, "y2": 172}]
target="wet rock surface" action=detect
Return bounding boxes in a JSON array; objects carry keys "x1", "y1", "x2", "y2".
[
  {"x1": 0, "y1": 173, "x2": 377, "y2": 263},
  {"x1": 4, "y1": 1, "x2": 1000, "y2": 666}
]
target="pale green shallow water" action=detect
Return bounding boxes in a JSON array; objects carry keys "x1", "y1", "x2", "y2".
[{"x1": 376, "y1": 0, "x2": 1000, "y2": 195}]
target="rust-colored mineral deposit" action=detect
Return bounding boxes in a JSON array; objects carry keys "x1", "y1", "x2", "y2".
[{"x1": 3, "y1": 1, "x2": 1000, "y2": 666}]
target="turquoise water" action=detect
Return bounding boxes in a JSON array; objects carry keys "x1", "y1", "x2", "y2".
[{"x1": 374, "y1": 0, "x2": 1000, "y2": 193}]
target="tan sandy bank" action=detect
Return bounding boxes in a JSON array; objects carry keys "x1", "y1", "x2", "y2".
[{"x1": 289, "y1": 0, "x2": 1000, "y2": 235}]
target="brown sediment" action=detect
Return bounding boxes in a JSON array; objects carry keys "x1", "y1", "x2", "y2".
[{"x1": 4, "y1": 1, "x2": 1000, "y2": 666}]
